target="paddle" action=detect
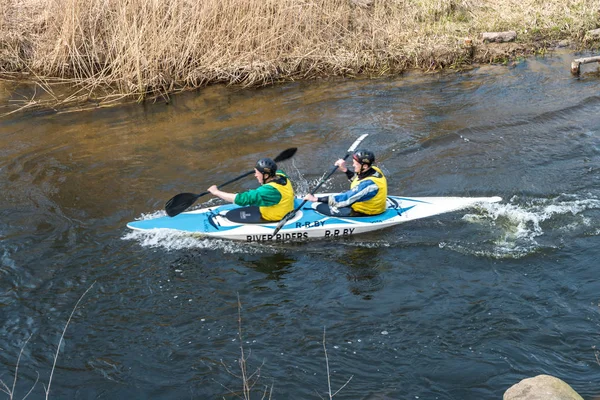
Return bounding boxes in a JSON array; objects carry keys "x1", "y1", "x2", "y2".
[
  {"x1": 272, "y1": 134, "x2": 368, "y2": 235},
  {"x1": 164, "y1": 147, "x2": 298, "y2": 217}
]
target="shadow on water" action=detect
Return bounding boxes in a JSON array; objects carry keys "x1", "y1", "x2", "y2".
[
  {"x1": 336, "y1": 247, "x2": 386, "y2": 300},
  {"x1": 241, "y1": 252, "x2": 295, "y2": 281}
]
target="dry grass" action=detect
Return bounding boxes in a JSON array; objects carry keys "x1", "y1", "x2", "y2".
[{"x1": 0, "y1": 0, "x2": 599, "y2": 108}]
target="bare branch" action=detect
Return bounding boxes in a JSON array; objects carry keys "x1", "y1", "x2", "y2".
[
  {"x1": 45, "y1": 282, "x2": 95, "y2": 400},
  {"x1": 12, "y1": 334, "x2": 33, "y2": 399},
  {"x1": 0, "y1": 334, "x2": 36, "y2": 399},
  {"x1": 21, "y1": 372, "x2": 39, "y2": 400},
  {"x1": 0, "y1": 380, "x2": 10, "y2": 397},
  {"x1": 236, "y1": 293, "x2": 250, "y2": 399},
  {"x1": 322, "y1": 327, "x2": 333, "y2": 400},
  {"x1": 322, "y1": 326, "x2": 353, "y2": 399},
  {"x1": 332, "y1": 375, "x2": 354, "y2": 397},
  {"x1": 211, "y1": 377, "x2": 243, "y2": 400}
]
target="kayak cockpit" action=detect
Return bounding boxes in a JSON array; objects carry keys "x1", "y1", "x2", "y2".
[
  {"x1": 224, "y1": 203, "x2": 375, "y2": 224},
  {"x1": 313, "y1": 203, "x2": 375, "y2": 218}
]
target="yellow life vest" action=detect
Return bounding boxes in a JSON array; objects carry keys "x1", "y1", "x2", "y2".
[
  {"x1": 349, "y1": 166, "x2": 387, "y2": 215},
  {"x1": 259, "y1": 174, "x2": 295, "y2": 221}
]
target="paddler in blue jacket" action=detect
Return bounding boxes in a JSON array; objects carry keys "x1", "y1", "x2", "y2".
[
  {"x1": 304, "y1": 149, "x2": 387, "y2": 216},
  {"x1": 208, "y1": 158, "x2": 294, "y2": 221}
]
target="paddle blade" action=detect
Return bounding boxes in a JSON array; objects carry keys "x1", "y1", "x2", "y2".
[
  {"x1": 165, "y1": 193, "x2": 200, "y2": 217},
  {"x1": 274, "y1": 147, "x2": 297, "y2": 163},
  {"x1": 347, "y1": 134, "x2": 368, "y2": 153}
]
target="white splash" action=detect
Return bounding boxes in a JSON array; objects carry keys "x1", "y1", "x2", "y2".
[
  {"x1": 122, "y1": 228, "x2": 276, "y2": 254},
  {"x1": 456, "y1": 194, "x2": 600, "y2": 258}
]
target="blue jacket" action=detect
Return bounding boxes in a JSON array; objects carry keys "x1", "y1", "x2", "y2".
[{"x1": 329, "y1": 179, "x2": 379, "y2": 208}]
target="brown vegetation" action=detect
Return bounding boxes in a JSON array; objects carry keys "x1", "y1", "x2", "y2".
[{"x1": 0, "y1": 0, "x2": 599, "y2": 110}]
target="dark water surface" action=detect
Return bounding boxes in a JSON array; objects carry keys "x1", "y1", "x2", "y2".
[{"x1": 1, "y1": 51, "x2": 599, "y2": 399}]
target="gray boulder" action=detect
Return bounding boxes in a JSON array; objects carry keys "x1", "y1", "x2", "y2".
[{"x1": 504, "y1": 375, "x2": 583, "y2": 400}]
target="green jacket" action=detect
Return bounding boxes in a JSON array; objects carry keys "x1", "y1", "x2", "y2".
[{"x1": 234, "y1": 170, "x2": 288, "y2": 207}]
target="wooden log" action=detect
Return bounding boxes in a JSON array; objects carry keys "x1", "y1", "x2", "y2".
[
  {"x1": 481, "y1": 31, "x2": 517, "y2": 43},
  {"x1": 571, "y1": 56, "x2": 600, "y2": 75}
]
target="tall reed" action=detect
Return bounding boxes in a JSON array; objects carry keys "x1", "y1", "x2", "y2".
[{"x1": 1, "y1": 0, "x2": 598, "y2": 103}]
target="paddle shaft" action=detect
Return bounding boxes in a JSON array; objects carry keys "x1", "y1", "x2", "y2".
[
  {"x1": 191, "y1": 170, "x2": 254, "y2": 200},
  {"x1": 286, "y1": 154, "x2": 350, "y2": 217},
  {"x1": 272, "y1": 134, "x2": 368, "y2": 235}
]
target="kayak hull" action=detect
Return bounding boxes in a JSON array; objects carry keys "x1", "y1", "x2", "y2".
[{"x1": 127, "y1": 195, "x2": 501, "y2": 242}]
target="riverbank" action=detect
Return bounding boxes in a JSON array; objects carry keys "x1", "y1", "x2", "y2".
[{"x1": 1, "y1": 0, "x2": 599, "y2": 113}]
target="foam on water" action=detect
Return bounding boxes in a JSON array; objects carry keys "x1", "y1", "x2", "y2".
[
  {"x1": 340, "y1": 240, "x2": 391, "y2": 249},
  {"x1": 123, "y1": 225, "x2": 393, "y2": 253},
  {"x1": 122, "y1": 228, "x2": 279, "y2": 254},
  {"x1": 138, "y1": 209, "x2": 168, "y2": 220},
  {"x1": 448, "y1": 194, "x2": 600, "y2": 258},
  {"x1": 124, "y1": 209, "x2": 270, "y2": 254}
]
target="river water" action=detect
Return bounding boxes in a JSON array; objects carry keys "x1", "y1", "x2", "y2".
[{"x1": 1, "y1": 51, "x2": 599, "y2": 399}]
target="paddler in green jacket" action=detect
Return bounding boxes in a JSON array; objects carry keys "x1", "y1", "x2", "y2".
[{"x1": 207, "y1": 158, "x2": 295, "y2": 221}]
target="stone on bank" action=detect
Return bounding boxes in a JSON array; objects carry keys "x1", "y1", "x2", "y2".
[{"x1": 504, "y1": 374, "x2": 583, "y2": 400}]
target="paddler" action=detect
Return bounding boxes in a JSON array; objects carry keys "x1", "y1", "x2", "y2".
[
  {"x1": 304, "y1": 149, "x2": 387, "y2": 216},
  {"x1": 208, "y1": 158, "x2": 294, "y2": 221}
]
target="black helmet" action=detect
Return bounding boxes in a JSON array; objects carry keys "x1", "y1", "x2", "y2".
[
  {"x1": 255, "y1": 158, "x2": 277, "y2": 178},
  {"x1": 352, "y1": 149, "x2": 375, "y2": 166}
]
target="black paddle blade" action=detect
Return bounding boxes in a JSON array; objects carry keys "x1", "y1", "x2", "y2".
[
  {"x1": 273, "y1": 147, "x2": 297, "y2": 163},
  {"x1": 165, "y1": 192, "x2": 201, "y2": 217}
]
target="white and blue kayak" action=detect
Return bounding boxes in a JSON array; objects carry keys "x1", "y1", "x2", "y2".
[{"x1": 127, "y1": 195, "x2": 502, "y2": 242}]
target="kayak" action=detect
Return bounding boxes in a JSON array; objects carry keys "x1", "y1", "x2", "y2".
[{"x1": 127, "y1": 195, "x2": 502, "y2": 242}]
